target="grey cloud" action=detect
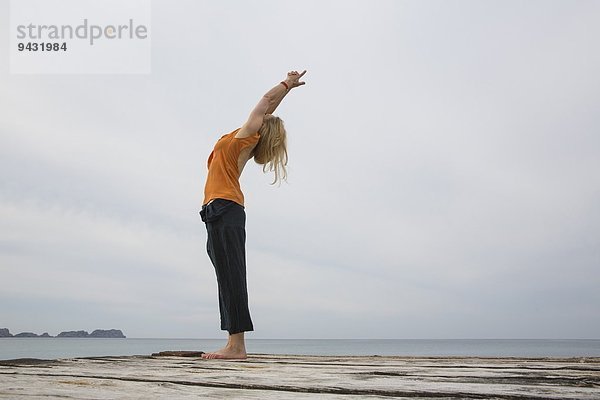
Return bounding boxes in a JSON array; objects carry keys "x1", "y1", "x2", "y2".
[{"x1": 1, "y1": 0, "x2": 599, "y2": 339}]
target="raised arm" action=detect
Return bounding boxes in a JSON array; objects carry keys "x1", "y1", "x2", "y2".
[{"x1": 236, "y1": 70, "x2": 306, "y2": 138}]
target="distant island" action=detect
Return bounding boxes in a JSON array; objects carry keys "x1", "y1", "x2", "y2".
[{"x1": 0, "y1": 328, "x2": 125, "y2": 338}]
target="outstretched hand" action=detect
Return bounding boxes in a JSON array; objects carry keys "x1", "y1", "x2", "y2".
[{"x1": 285, "y1": 70, "x2": 307, "y2": 88}]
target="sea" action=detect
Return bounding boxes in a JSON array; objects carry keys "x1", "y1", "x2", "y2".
[{"x1": 1, "y1": 338, "x2": 600, "y2": 360}]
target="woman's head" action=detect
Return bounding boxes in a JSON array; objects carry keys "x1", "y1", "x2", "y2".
[{"x1": 253, "y1": 114, "x2": 288, "y2": 184}]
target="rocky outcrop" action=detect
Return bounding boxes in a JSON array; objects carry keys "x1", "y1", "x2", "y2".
[
  {"x1": 14, "y1": 332, "x2": 39, "y2": 338},
  {"x1": 89, "y1": 329, "x2": 126, "y2": 338},
  {"x1": 1, "y1": 329, "x2": 125, "y2": 338},
  {"x1": 57, "y1": 331, "x2": 89, "y2": 338},
  {"x1": 0, "y1": 328, "x2": 13, "y2": 337}
]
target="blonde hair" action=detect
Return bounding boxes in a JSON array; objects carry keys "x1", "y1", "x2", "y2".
[{"x1": 253, "y1": 115, "x2": 288, "y2": 185}]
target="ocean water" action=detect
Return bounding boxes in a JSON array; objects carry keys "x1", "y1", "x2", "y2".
[{"x1": 1, "y1": 338, "x2": 600, "y2": 360}]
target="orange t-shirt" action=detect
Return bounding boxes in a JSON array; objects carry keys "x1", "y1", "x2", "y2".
[{"x1": 203, "y1": 128, "x2": 260, "y2": 207}]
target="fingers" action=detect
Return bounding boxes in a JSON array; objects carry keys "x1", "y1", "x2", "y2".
[
  {"x1": 288, "y1": 70, "x2": 307, "y2": 77},
  {"x1": 286, "y1": 69, "x2": 307, "y2": 87}
]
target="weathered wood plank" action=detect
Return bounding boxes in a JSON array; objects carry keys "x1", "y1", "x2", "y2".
[{"x1": 0, "y1": 354, "x2": 599, "y2": 399}]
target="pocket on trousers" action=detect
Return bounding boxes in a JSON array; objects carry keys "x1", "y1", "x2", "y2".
[{"x1": 200, "y1": 199, "x2": 236, "y2": 223}]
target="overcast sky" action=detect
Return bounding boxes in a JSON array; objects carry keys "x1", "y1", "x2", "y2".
[{"x1": 1, "y1": 0, "x2": 599, "y2": 339}]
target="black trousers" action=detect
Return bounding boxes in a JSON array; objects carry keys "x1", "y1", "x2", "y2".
[{"x1": 200, "y1": 199, "x2": 254, "y2": 334}]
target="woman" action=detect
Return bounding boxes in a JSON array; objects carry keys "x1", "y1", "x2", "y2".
[{"x1": 200, "y1": 70, "x2": 307, "y2": 359}]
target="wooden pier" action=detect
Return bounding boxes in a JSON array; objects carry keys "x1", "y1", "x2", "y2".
[{"x1": 1, "y1": 353, "x2": 599, "y2": 399}]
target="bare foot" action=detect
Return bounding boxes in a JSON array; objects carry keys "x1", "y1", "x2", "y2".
[{"x1": 201, "y1": 346, "x2": 247, "y2": 360}]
